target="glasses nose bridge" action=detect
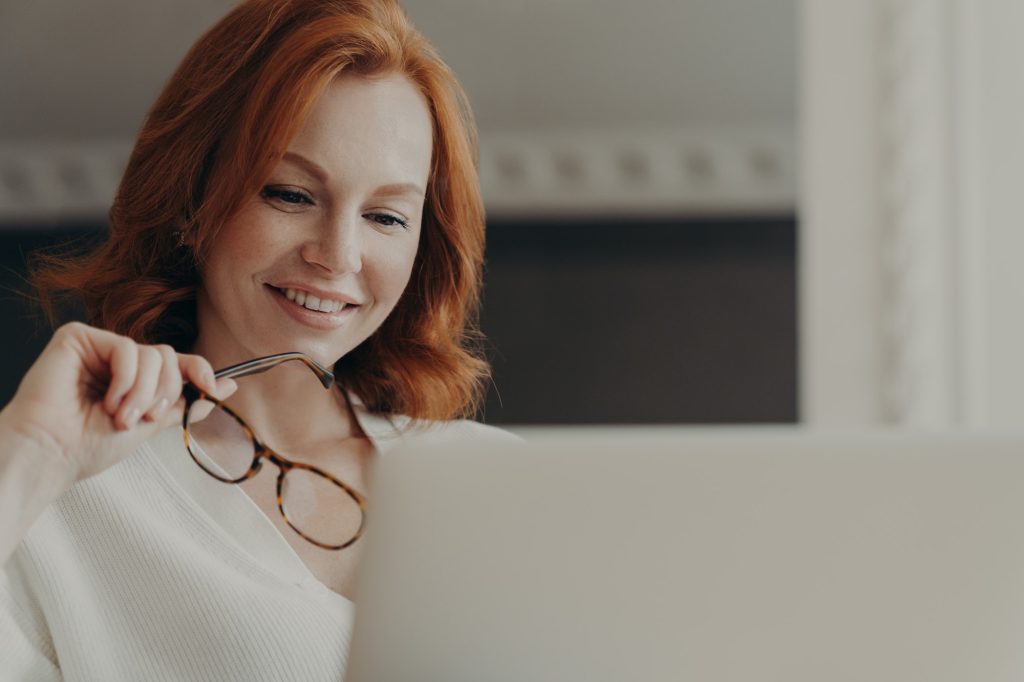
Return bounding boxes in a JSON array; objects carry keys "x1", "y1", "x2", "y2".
[{"x1": 259, "y1": 446, "x2": 294, "y2": 475}]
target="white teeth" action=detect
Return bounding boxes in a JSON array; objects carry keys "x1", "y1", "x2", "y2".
[{"x1": 280, "y1": 287, "x2": 347, "y2": 314}]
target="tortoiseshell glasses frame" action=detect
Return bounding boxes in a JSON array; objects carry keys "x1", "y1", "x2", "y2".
[{"x1": 181, "y1": 352, "x2": 367, "y2": 550}]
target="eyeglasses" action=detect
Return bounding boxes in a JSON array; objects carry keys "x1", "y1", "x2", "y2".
[{"x1": 181, "y1": 352, "x2": 367, "y2": 550}]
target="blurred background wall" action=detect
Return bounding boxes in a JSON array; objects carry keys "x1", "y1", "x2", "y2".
[
  {"x1": 0, "y1": 0, "x2": 799, "y2": 424},
  {"x1": 802, "y1": 0, "x2": 1024, "y2": 429}
]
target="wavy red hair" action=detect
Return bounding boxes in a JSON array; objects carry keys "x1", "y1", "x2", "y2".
[{"x1": 32, "y1": 0, "x2": 489, "y2": 420}]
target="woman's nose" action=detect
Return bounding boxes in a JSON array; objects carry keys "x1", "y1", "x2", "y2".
[{"x1": 300, "y1": 213, "x2": 363, "y2": 274}]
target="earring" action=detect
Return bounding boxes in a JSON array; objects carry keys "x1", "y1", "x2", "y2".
[{"x1": 172, "y1": 230, "x2": 187, "y2": 248}]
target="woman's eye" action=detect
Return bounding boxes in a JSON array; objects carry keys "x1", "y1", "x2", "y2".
[
  {"x1": 261, "y1": 186, "x2": 313, "y2": 206},
  {"x1": 367, "y1": 213, "x2": 410, "y2": 230}
]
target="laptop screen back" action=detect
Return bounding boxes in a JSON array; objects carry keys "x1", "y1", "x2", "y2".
[{"x1": 346, "y1": 429, "x2": 1024, "y2": 682}]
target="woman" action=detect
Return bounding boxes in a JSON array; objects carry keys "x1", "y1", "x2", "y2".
[{"x1": 0, "y1": 0, "x2": 513, "y2": 679}]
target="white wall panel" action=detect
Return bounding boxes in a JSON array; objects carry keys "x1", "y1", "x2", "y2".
[{"x1": 801, "y1": 0, "x2": 1024, "y2": 428}]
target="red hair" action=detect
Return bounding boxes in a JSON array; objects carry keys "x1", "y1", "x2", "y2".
[{"x1": 32, "y1": 0, "x2": 489, "y2": 420}]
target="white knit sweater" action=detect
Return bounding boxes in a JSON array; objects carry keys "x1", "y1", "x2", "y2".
[{"x1": 0, "y1": 395, "x2": 515, "y2": 681}]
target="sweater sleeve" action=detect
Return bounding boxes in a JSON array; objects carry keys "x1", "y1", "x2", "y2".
[{"x1": 0, "y1": 563, "x2": 61, "y2": 681}]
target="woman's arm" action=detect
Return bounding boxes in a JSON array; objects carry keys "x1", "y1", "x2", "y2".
[
  {"x1": 0, "y1": 322, "x2": 236, "y2": 566},
  {"x1": 0, "y1": 410, "x2": 77, "y2": 565}
]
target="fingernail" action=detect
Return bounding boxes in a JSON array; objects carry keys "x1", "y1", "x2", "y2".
[
  {"x1": 126, "y1": 407, "x2": 141, "y2": 428},
  {"x1": 108, "y1": 393, "x2": 126, "y2": 413},
  {"x1": 217, "y1": 378, "x2": 238, "y2": 397},
  {"x1": 143, "y1": 398, "x2": 169, "y2": 423}
]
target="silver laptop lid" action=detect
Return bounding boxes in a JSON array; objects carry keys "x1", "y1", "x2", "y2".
[{"x1": 346, "y1": 429, "x2": 1024, "y2": 682}]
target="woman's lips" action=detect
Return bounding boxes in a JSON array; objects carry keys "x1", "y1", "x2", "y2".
[{"x1": 267, "y1": 285, "x2": 359, "y2": 330}]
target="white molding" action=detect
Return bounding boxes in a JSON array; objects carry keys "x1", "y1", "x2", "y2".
[
  {"x1": 952, "y1": 1, "x2": 1024, "y2": 428},
  {"x1": 0, "y1": 129, "x2": 796, "y2": 224},
  {"x1": 802, "y1": 0, "x2": 989, "y2": 428},
  {"x1": 479, "y1": 128, "x2": 796, "y2": 218},
  {"x1": 875, "y1": 0, "x2": 958, "y2": 425},
  {"x1": 0, "y1": 140, "x2": 133, "y2": 224},
  {"x1": 950, "y1": 0, "x2": 988, "y2": 427}
]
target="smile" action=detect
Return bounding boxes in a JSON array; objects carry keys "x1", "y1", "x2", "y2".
[
  {"x1": 267, "y1": 285, "x2": 361, "y2": 330},
  {"x1": 281, "y1": 287, "x2": 347, "y2": 313}
]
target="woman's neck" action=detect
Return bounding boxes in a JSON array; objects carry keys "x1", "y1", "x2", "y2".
[
  {"x1": 188, "y1": 329, "x2": 364, "y2": 451},
  {"x1": 217, "y1": 363, "x2": 362, "y2": 454}
]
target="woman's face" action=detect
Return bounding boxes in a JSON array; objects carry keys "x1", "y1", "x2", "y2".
[{"x1": 194, "y1": 72, "x2": 434, "y2": 368}]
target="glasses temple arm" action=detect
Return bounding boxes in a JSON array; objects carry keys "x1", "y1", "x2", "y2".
[{"x1": 212, "y1": 353, "x2": 335, "y2": 389}]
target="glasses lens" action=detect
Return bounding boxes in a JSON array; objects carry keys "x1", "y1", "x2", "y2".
[
  {"x1": 281, "y1": 469, "x2": 364, "y2": 548},
  {"x1": 186, "y1": 400, "x2": 256, "y2": 481}
]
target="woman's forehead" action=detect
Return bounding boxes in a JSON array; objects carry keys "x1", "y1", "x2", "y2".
[{"x1": 284, "y1": 73, "x2": 433, "y2": 177}]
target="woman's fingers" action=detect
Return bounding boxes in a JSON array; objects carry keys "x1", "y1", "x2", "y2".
[
  {"x1": 177, "y1": 354, "x2": 216, "y2": 396},
  {"x1": 214, "y1": 377, "x2": 238, "y2": 399},
  {"x1": 177, "y1": 354, "x2": 238, "y2": 401},
  {"x1": 53, "y1": 322, "x2": 238, "y2": 433},
  {"x1": 99, "y1": 332, "x2": 139, "y2": 417},
  {"x1": 143, "y1": 345, "x2": 184, "y2": 423},
  {"x1": 9, "y1": 323, "x2": 246, "y2": 486},
  {"x1": 115, "y1": 345, "x2": 163, "y2": 430},
  {"x1": 172, "y1": 354, "x2": 238, "y2": 426}
]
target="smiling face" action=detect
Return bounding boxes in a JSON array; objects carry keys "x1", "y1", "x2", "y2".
[{"x1": 193, "y1": 72, "x2": 434, "y2": 368}]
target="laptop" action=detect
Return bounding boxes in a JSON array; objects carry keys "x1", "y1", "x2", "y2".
[{"x1": 345, "y1": 427, "x2": 1024, "y2": 681}]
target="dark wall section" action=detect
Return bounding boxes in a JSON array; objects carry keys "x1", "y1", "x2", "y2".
[
  {"x1": 1, "y1": 217, "x2": 797, "y2": 425},
  {"x1": 478, "y1": 217, "x2": 797, "y2": 424},
  {"x1": 0, "y1": 225, "x2": 105, "y2": 405}
]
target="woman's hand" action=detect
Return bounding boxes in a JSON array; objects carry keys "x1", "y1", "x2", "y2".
[{"x1": 0, "y1": 321, "x2": 237, "y2": 484}]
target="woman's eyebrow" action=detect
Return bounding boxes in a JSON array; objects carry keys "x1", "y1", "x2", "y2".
[
  {"x1": 372, "y1": 183, "x2": 425, "y2": 199},
  {"x1": 281, "y1": 151, "x2": 329, "y2": 182},
  {"x1": 280, "y1": 151, "x2": 425, "y2": 198}
]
